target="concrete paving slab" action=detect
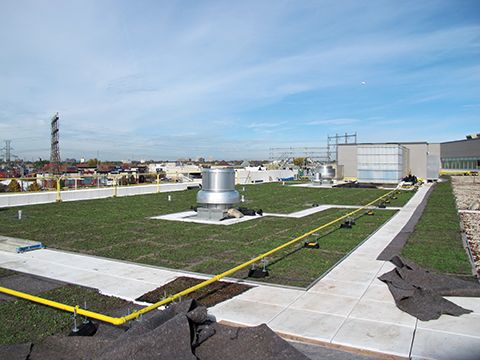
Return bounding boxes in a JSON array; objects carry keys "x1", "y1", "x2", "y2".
[
  {"x1": 153, "y1": 205, "x2": 336, "y2": 224},
  {"x1": 150, "y1": 201, "x2": 400, "y2": 225},
  {"x1": 332, "y1": 318, "x2": 414, "y2": 358},
  {"x1": 70, "y1": 271, "x2": 127, "y2": 290},
  {"x1": 151, "y1": 210, "x2": 262, "y2": 226},
  {"x1": 7, "y1": 250, "x2": 130, "y2": 274},
  {"x1": 100, "y1": 281, "x2": 161, "y2": 300},
  {"x1": 263, "y1": 205, "x2": 333, "y2": 218},
  {"x1": 355, "y1": 240, "x2": 395, "y2": 251},
  {"x1": 417, "y1": 312, "x2": 480, "y2": 338},
  {"x1": 0, "y1": 236, "x2": 44, "y2": 253},
  {"x1": 353, "y1": 244, "x2": 390, "y2": 257},
  {"x1": 0, "y1": 258, "x2": 75, "y2": 281},
  {"x1": 231, "y1": 285, "x2": 304, "y2": 307},
  {"x1": 349, "y1": 298, "x2": 417, "y2": 327},
  {"x1": 331, "y1": 258, "x2": 384, "y2": 274},
  {"x1": 268, "y1": 308, "x2": 346, "y2": 342},
  {"x1": 289, "y1": 292, "x2": 358, "y2": 317},
  {"x1": 308, "y1": 279, "x2": 370, "y2": 298},
  {"x1": 411, "y1": 328, "x2": 480, "y2": 360},
  {"x1": 370, "y1": 277, "x2": 388, "y2": 287},
  {"x1": 0, "y1": 250, "x2": 183, "y2": 302},
  {"x1": 323, "y1": 268, "x2": 378, "y2": 284},
  {"x1": 290, "y1": 341, "x2": 382, "y2": 360},
  {"x1": 377, "y1": 261, "x2": 396, "y2": 274},
  {"x1": 209, "y1": 298, "x2": 285, "y2": 326},
  {"x1": 3, "y1": 249, "x2": 186, "y2": 281},
  {"x1": 354, "y1": 244, "x2": 397, "y2": 258},
  {"x1": 446, "y1": 296, "x2": 480, "y2": 315},
  {"x1": 338, "y1": 251, "x2": 381, "y2": 261},
  {"x1": 360, "y1": 284, "x2": 394, "y2": 303},
  {"x1": 110, "y1": 267, "x2": 181, "y2": 284}
]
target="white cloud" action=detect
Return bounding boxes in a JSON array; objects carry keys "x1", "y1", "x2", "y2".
[{"x1": 0, "y1": 0, "x2": 478, "y2": 159}]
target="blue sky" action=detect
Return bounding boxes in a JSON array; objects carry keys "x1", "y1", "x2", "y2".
[{"x1": 0, "y1": 0, "x2": 479, "y2": 161}]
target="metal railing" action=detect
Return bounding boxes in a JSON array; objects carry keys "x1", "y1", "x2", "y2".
[{"x1": 0, "y1": 172, "x2": 197, "y2": 202}]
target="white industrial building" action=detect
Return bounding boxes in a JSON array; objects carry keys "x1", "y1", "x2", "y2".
[{"x1": 337, "y1": 142, "x2": 441, "y2": 183}]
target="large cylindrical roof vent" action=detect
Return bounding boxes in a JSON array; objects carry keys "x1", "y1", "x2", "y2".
[{"x1": 197, "y1": 168, "x2": 240, "y2": 210}]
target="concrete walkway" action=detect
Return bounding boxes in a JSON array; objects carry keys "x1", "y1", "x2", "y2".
[
  {"x1": 1, "y1": 183, "x2": 479, "y2": 359},
  {"x1": 0, "y1": 249, "x2": 196, "y2": 302},
  {"x1": 209, "y1": 183, "x2": 480, "y2": 359}
]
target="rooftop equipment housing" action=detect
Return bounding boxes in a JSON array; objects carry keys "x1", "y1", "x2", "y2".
[
  {"x1": 312, "y1": 172, "x2": 322, "y2": 186},
  {"x1": 312, "y1": 165, "x2": 336, "y2": 185},
  {"x1": 357, "y1": 144, "x2": 409, "y2": 184},
  {"x1": 196, "y1": 168, "x2": 240, "y2": 220}
]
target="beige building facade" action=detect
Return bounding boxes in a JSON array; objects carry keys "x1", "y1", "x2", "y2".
[{"x1": 337, "y1": 142, "x2": 441, "y2": 181}]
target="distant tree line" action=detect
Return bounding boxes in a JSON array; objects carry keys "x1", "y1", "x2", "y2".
[{"x1": 0, "y1": 179, "x2": 43, "y2": 193}]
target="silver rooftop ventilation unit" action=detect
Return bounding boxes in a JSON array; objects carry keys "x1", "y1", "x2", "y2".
[
  {"x1": 196, "y1": 168, "x2": 240, "y2": 220},
  {"x1": 312, "y1": 172, "x2": 322, "y2": 186},
  {"x1": 311, "y1": 165, "x2": 336, "y2": 185}
]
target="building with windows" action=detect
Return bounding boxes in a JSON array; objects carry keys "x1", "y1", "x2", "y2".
[{"x1": 440, "y1": 136, "x2": 480, "y2": 172}]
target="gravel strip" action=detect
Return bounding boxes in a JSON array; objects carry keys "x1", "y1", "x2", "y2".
[
  {"x1": 451, "y1": 176, "x2": 480, "y2": 275},
  {"x1": 451, "y1": 176, "x2": 480, "y2": 210}
]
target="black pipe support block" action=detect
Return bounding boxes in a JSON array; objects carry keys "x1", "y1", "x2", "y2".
[
  {"x1": 248, "y1": 269, "x2": 269, "y2": 278},
  {"x1": 69, "y1": 320, "x2": 98, "y2": 337}
]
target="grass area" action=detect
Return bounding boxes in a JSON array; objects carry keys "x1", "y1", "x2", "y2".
[
  {"x1": 0, "y1": 183, "x2": 403, "y2": 287},
  {"x1": 0, "y1": 285, "x2": 132, "y2": 344},
  {"x1": 246, "y1": 210, "x2": 395, "y2": 286},
  {"x1": 239, "y1": 182, "x2": 412, "y2": 212},
  {"x1": 402, "y1": 179, "x2": 473, "y2": 277}
]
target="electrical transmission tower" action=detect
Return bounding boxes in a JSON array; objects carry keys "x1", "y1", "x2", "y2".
[
  {"x1": 1, "y1": 140, "x2": 12, "y2": 163},
  {"x1": 50, "y1": 112, "x2": 60, "y2": 172}
]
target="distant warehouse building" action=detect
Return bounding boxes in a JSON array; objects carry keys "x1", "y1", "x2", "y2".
[
  {"x1": 337, "y1": 135, "x2": 480, "y2": 183},
  {"x1": 440, "y1": 135, "x2": 480, "y2": 172}
]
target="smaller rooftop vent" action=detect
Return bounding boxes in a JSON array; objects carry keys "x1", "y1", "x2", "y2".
[
  {"x1": 312, "y1": 172, "x2": 322, "y2": 186},
  {"x1": 311, "y1": 165, "x2": 335, "y2": 185}
]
